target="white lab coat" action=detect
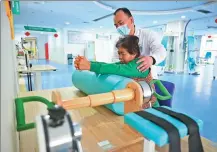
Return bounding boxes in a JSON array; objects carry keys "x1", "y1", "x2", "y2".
[{"x1": 113, "y1": 28, "x2": 167, "y2": 79}]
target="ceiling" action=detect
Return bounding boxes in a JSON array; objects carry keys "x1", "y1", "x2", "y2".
[{"x1": 13, "y1": 1, "x2": 217, "y2": 35}]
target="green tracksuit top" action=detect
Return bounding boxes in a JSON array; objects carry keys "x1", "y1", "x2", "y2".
[
  {"x1": 90, "y1": 58, "x2": 150, "y2": 78},
  {"x1": 90, "y1": 58, "x2": 163, "y2": 107}
]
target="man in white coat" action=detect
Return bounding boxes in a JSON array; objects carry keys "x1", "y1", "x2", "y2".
[{"x1": 113, "y1": 8, "x2": 167, "y2": 79}]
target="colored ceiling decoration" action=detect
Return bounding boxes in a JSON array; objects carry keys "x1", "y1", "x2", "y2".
[
  {"x1": 25, "y1": 31, "x2": 30, "y2": 36},
  {"x1": 54, "y1": 33, "x2": 58, "y2": 38}
]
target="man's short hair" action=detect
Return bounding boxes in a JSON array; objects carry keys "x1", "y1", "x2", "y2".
[{"x1": 114, "y1": 8, "x2": 132, "y2": 17}]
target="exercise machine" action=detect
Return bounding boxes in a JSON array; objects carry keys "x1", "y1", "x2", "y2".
[
  {"x1": 21, "y1": 38, "x2": 33, "y2": 91},
  {"x1": 187, "y1": 50, "x2": 200, "y2": 75},
  {"x1": 35, "y1": 105, "x2": 83, "y2": 152}
]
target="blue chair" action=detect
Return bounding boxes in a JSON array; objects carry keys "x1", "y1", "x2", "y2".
[
  {"x1": 154, "y1": 80, "x2": 175, "y2": 107},
  {"x1": 205, "y1": 52, "x2": 211, "y2": 60}
]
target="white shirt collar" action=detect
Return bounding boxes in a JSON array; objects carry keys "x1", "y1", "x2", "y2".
[{"x1": 134, "y1": 27, "x2": 140, "y2": 36}]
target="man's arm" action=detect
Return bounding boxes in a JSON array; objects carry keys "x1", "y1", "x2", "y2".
[
  {"x1": 148, "y1": 31, "x2": 167, "y2": 65},
  {"x1": 90, "y1": 60, "x2": 149, "y2": 78}
]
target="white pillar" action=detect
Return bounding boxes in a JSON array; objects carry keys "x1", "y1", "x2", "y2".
[
  {"x1": 1, "y1": 2, "x2": 19, "y2": 152},
  {"x1": 165, "y1": 20, "x2": 187, "y2": 73}
]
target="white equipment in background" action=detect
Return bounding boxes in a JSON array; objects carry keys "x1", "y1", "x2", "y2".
[
  {"x1": 35, "y1": 105, "x2": 83, "y2": 152},
  {"x1": 16, "y1": 38, "x2": 31, "y2": 68},
  {"x1": 213, "y1": 56, "x2": 217, "y2": 80},
  {"x1": 16, "y1": 41, "x2": 28, "y2": 70}
]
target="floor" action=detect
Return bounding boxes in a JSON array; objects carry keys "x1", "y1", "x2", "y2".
[
  {"x1": 25, "y1": 59, "x2": 75, "y2": 90},
  {"x1": 161, "y1": 65, "x2": 217, "y2": 143},
  {"x1": 23, "y1": 59, "x2": 217, "y2": 144}
]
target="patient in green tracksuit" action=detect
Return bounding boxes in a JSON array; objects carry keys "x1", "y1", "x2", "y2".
[{"x1": 74, "y1": 35, "x2": 171, "y2": 109}]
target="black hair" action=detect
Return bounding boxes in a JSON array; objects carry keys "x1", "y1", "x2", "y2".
[
  {"x1": 115, "y1": 35, "x2": 140, "y2": 58},
  {"x1": 114, "y1": 8, "x2": 132, "y2": 17}
]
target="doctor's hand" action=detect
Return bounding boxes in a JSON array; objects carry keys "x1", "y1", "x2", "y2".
[
  {"x1": 142, "y1": 102, "x2": 151, "y2": 109},
  {"x1": 136, "y1": 56, "x2": 154, "y2": 72},
  {"x1": 74, "y1": 56, "x2": 91, "y2": 71}
]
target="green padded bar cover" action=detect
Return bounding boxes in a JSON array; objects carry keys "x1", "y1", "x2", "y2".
[{"x1": 15, "y1": 96, "x2": 54, "y2": 131}]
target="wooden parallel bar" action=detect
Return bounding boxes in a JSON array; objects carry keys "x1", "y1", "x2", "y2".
[{"x1": 53, "y1": 88, "x2": 135, "y2": 110}]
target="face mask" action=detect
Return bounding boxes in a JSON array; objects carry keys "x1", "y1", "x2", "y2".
[{"x1": 117, "y1": 24, "x2": 130, "y2": 36}]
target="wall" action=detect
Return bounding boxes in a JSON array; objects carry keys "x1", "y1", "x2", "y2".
[
  {"x1": 62, "y1": 29, "x2": 119, "y2": 64},
  {"x1": 48, "y1": 29, "x2": 65, "y2": 63},
  {"x1": 1, "y1": 2, "x2": 19, "y2": 152},
  {"x1": 36, "y1": 34, "x2": 48, "y2": 59},
  {"x1": 63, "y1": 29, "x2": 91, "y2": 64},
  {"x1": 110, "y1": 33, "x2": 120, "y2": 62},
  {"x1": 147, "y1": 25, "x2": 166, "y2": 38},
  {"x1": 95, "y1": 38, "x2": 113, "y2": 62}
]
